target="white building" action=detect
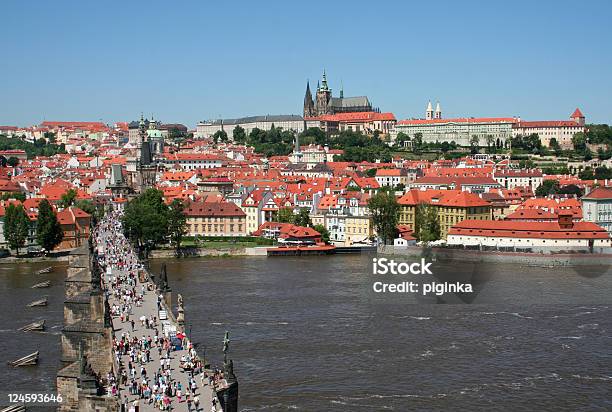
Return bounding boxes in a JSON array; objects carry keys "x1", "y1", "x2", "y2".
[
  {"x1": 447, "y1": 218, "x2": 611, "y2": 253},
  {"x1": 582, "y1": 186, "x2": 612, "y2": 234},
  {"x1": 492, "y1": 169, "x2": 543, "y2": 191},
  {"x1": 512, "y1": 109, "x2": 586, "y2": 148},
  {"x1": 196, "y1": 115, "x2": 314, "y2": 139}
]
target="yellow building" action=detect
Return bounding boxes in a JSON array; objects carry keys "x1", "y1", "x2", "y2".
[
  {"x1": 398, "y1": 189, "x2": 492, "y2": 238},
  {"x1": 184, "y1": 201, "x2": 247, "y2": 237},
  {"x1": 344, "y1": 215, "x2": 374, "y2": 245}
]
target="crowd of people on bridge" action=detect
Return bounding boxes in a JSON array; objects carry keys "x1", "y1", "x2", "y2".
[{"x1": 93, "y1": 211, "x2": 224, "y2": 412}]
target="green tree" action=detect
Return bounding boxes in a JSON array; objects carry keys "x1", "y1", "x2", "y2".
[
  {"x1": 276, "y1": 207, "x2": 294, "y2": 223},
  {"x1": 1, "y1": 192, "x2": 26, "y2": 201},
  {"x1": 572, "y1": 133, "x2": 587, "y2": 152},
  {"x1": 549, "y1": 138, "x2": 562, "y2": 156},
  {"x1": 3, "y1": 204, "x2": 30, "y2": 255},
  {"x1": 7, "y1": 156, "x2": 19, "y2": 167},
  {"x1": 36, "y1": 199, "x2": 64, "y2": 252},
  {"x1": 233, "y1": 125, "x2": 246, "y2": 143},
  {"x1": 535, "y1": 179, "x2": 561, "y2": 197},
  {"x1": 367, "y1": 189, "x2": 399, "y2": 244},
  {"x1": 212, "y1": 130, "x2": 228, "y2": 144},
  {"x1": 395, "y1": 132, "x2": 410, "y2": 148},
  {"x1": 414, "y1": 203, "x2": 440, "y2": 242},
  {"x1": 293, "y1": 208, "x2": 312, "y2": 227},
  {"x1": 59, "y1": 188, "x2": 78, "y2": 208},
  {"x1": 313, "y1": 224, "x2": 330, "y2": 244},
  {"x1": 122, "y1": 189, "x2": 169, "y2": 253},
  {"x1": 167, "y1": 199, "x2": 187, "y2": 255}
]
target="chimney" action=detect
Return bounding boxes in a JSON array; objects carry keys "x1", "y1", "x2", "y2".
[{"x1": 558, "y1": 213, "x2": 573, "y2": 229}]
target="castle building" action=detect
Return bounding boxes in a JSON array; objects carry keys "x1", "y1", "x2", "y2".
[{"x1": 303, "y1": 70, "x2": 374, "y2": 117}]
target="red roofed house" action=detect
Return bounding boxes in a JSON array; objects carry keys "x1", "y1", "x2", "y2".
[
  {"x1": 253, "y1": 222, "x2": 321, "y2": 244},
  {"x1": 398, "y1": 189, "x2": 492, "y2": 238},
  {"x1": 56, "y1": 206, "x2": 92, "y2": 250},
  {"x1": 184, "y1": 201, "x2": 246, "y2": 237}
]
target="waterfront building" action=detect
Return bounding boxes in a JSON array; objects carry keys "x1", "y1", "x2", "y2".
[
  {"x1": 447, "y1": 216, "x2": 611, "y2": 252},
  {"x1": 240, "y1": 189, "x2": 274, "y2": 235},
  {"x1": 344, "y1": 215, "x2": 374, "y2": 245},
  {"x1": 397, "y1": 189, "x2": 492, "y2": 238},
  {"x1": 582, "y1": 186, "x2": 612, "y2": 234},
  {"x1": 253, "y1": 222, "x2": 322, "y2": 244},
  {"x1": 184, "y1": 200, "x2": 247, "y2": 237},
  {"x1": 512, "y1": 109, "x2": 586, "y2": 148},
  {"x1": 56, "y1": 206, "x2": 91, "y2": 249}
]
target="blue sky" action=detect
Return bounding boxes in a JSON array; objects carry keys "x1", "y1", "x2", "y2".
[{"x1": 1, "y1": 0, "x2": 611, "y2": 127}]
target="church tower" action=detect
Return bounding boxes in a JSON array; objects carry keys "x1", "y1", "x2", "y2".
[
  {"x1": 135, "y1": 113, "x2": 157, "y2": 193},
  {"x1": 303, "y1": 80, "x2": 315, "y2": 118},
  {"x1": 315, "y1": 70, "x2": 332, "y2": 116},
  {"x1": 426, "y1": 101, "x2": 434, "y2": 120},
  {"x1": 434, "y1": 102, "x2": 442, "y2": 119}
]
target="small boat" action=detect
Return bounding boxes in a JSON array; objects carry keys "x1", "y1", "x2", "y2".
[
  {"x1": 27, "y1": 297, "x2": 48, "y2": 307},
  {"x1": 18, "y1": 320, "x2": 45, "y2": 332},
  {"x1": 31, "y1": 280, "x2": 51, "y2": 288},
  {"x1": 1, "y1": 404, "x2": 26, "y2": 412},
  {"x1": 35, "y1": 266, "x2": 53, "y2": 275},
  {"x1": 8, "y1": 351, "x2": 39, "y2": 367}
]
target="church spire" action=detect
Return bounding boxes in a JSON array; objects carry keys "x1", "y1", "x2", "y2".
[
  {"x1": 303, "y1": 80, "x2": 315, "y2": 117},
  {"x1": 435, "y1": 101, "x2": 442, "y2": 119},
  {"x1": 426, "y1": 101, "x2": 434, "y2": 120},
  {"x1": 321, "y1": 69, "x2": 329, "y2": 91},
  {"x1": 340, "y1": 80, "x2": 344, "y2": 98}
]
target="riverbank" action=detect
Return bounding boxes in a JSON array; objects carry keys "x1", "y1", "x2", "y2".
[
  {"x1": 150, "y1": 246, "x2": 268, "y2": 258},
  {"x1": 379, "y1": 245, "x2": 612, "y2": 266},
  {"x1": 0, "y1": 254, "x2": 71, "y2": 263}
]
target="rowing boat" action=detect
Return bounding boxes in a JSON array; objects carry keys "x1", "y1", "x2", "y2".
[
  {"x1": 31, "y1": 280, "x2": 51, "y2": 288},
  {"x1": 18, "y1": 320, "x2": 45, "y2": 332},
  {"x1": 8, "y1": 351, "x2": 39, "y2": 367},
  {"x1": 35, "y1": 266, "x2": 53, "y2": 275},
  {"x1": 27, "y1": 297, "x2": 48, "y2": 307}
]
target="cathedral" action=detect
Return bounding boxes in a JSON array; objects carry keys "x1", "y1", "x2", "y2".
[{"x1": 303, "y1": 70, "x2": 374, "y2": 117}]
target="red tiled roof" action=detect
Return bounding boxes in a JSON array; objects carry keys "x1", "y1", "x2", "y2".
[
  {"x1": 571, "y1": 108, "x2": 584, "y2": 118},
  {"x1": 583, "y1": 187, "x2": 612, "y2": 200},
  {"x1": 317, "y1": 112, "x2": 396, "y2": 123},
  {"x1": 184, "y1": 201, "x2": 245, "y2": 217},
  {"x1": 449, "y1": 220, "x2": 610, "y2": 240},
  {"x1": 515, "y1": 120, "x2": 581, "y2": 128},
  {"x1": 398, "y1": 189, "x2": 490, "y2": 208}
]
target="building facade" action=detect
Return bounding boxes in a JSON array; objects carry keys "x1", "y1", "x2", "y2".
[
  {"x1": 184, "y1": 201, "x2": 247, "y2": 237},
  {"x1": 582, "y1": 186, "x2": 612, "y2": 234}
]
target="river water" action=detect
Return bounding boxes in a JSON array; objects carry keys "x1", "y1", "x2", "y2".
[
  {"x1": 151, "y1": 255, "x2": 612, "y2": 411},
  {"x1": 1, "y1": 255, "x2": 611, "y2": 411}
]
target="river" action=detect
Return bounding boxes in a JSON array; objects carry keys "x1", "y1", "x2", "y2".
[
  {"x1": 1, "y1": 255, "x2": 611, "y2": 411},
  {"x1": 151, "y1": 255, "x2": 612, "y2": 411}
]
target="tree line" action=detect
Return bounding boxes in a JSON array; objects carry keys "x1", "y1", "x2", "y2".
[
  {"x1": 121, "y1": 189, "x2": 186, "y2": 256},
  {"x1": 3, "y1": 199, "x2": 64, "y2": 255}
]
